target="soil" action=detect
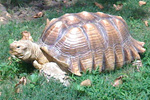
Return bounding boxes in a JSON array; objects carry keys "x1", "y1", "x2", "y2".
[
  {"x1": 0, "y1": 0, "x2": 78, "y2": 25},
  {"x1": 0, "y1": 1, "x2": 46, "y2": 25}
]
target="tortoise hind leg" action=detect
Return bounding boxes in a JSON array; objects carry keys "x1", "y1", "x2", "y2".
[
  {"x1": 132, "y1": 60, "x2": 143, "y2": 72},
  {"x1": 130, "y1": 38, "x2": 145, "y2": 71}
]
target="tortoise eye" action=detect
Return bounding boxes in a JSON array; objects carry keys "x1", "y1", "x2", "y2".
[{"x1": 17, "y1": 46, "x2": 20, "y2": 48}]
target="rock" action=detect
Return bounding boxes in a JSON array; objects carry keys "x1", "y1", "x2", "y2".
[
  {"x1": 0, "y1": 3, "x2": 11, "y2": 25},
  {"x1": 80, "y1": 79, "x2": 92, "y2": 86}
]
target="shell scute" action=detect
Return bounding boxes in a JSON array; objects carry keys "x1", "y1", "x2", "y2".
[
  {"x1": 123, "y1": 44, "x2": 133, "y2": 63},
  {"x1": 62, "y1": 15, "x2": 81, "y2": 26},
  {"x1": 55, "y1": 27, "x2": 89, "y2": 56},
  {"x1": 104, "y1": 47, "x2": 115, "y2": 71},
  {"x1": 70, "y1": 57, "x2": 81, "y2": 76},
  {"x1": 115, "y1": 45, "x2": 124, "y2": 68},
  {"x1": 112, "y1": 18, "x2": 129, "y2": 41},
  {"x1": 42, "y1": 21, "x2": 66, "y2": 45},
  {"x1": 82, "y1": 23, "x2": 105, "y2": 50},
  {"x1": 96, "y1": 12, "x2": 111, "y2": 18},
  {"x1": 77, "y1": 11, "x2": 96, "y2": 21},
  {"x1": 100, "y1": 19, "x2": 122, "y2": 46},
  {"x1": 93, "y1": 50, "x2": 104, "y2": 71},
  {"x1": 79, "y1": 51, "x2": 93, "y2": 72}
]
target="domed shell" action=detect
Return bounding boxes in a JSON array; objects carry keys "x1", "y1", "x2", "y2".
[{"x1": 40, "y1": 11, "x2": 145, "y2": 76}]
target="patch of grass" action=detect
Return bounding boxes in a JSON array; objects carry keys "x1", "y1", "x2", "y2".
[{"x1": 0, "y1": 0, "x2": 150, "y2": 99}]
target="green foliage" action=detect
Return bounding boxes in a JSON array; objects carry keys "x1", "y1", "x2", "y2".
[
  {"x1": 0, "y1": 57, "x2": 35, "y2": 80},
  {"x1": 0, "y1": 0, "x2": 150, "y2": 99}
]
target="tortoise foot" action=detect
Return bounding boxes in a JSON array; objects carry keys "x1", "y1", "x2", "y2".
[{"x1": 33, "y1": 60, "x2": 43, "y2": 69}]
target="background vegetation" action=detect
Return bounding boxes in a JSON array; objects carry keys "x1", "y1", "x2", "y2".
[{"x1": 0, "y1": 0, "x2": 150, "y2": 99}]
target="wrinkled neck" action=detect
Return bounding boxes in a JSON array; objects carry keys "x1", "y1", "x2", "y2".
[
  {"x1": 29, "y1": 42, "x2": 49, "y2": 64},
  {"x1": 30, "y1": 42, "x2": 41, "y2": 60}
]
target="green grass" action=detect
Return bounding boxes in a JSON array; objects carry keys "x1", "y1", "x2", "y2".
[{"x1": 0, "y1": 0, "x2": 150, "y2": 99}]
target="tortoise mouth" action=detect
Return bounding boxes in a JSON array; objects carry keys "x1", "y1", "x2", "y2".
[
  {"x1": 16, "y1": 55, "x2": 24, "y2": 59},
  {"x1": 9, "y1": 50, "x2": 24, "y2": 59}
]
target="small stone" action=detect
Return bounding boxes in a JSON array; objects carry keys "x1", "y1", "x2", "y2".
[{"x1": 80, "y1": 79, "x2": 92, "y2": 86}]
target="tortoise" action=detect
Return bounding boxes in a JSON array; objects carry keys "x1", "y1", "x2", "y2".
[{"x1": 9, "y1": 11, "x2": 145, "y2": 85}]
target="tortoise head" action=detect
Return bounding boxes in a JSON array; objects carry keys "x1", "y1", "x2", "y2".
[{"x1": 9, "y1": 40, "x2": 33, "y2": 61}]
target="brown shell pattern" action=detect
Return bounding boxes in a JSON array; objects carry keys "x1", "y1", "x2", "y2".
[{"x1": 40, "y1": 11, "x2": 145, "y2": 76}]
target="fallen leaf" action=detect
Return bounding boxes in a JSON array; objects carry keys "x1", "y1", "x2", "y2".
[
  {"x1": 63, "y1": 0, "x2": 78, "y2": 7},
  {"x1": 144, "y1": 21, "x2": 148, "y2": 27},
  {"x1": 0, "y1": 92, "x2": 1, "y2": 96},
  {"x1": 8, "y1": 56, "x2": 11, "y2": 60},
  {"x1": 21, "y1": 31, "x2": 33, "y2": 41},
  {"x1": 15, "y1": 87, "x2": 20, "y2": 93},
  {"x1": 33, "y1": 12, "x2": 44, "y2": 18},
  {"x1": 15, "y1": 77, "x2": 27, "y2": 87},
  {"x1": 139, "y1": 1, "x2": 146, "y2": 6},
  {"x1": 112, "y1": 76, "x2": 123, "y2": 87},
  {"x1": 113, "y1": 4, "x2": 123, "y2": 11},
  {"x1": 6, "y1": 12, "x2": 11, "y2": 18},
  {"x1": 80, "y1": 79, "x2": 92, "y2": 86},
  {"x1": 94, "y1": 2, "x2": 104, "y2": 9},
  {"x1": 15, "y1": 77, "x2": 27, "y2": 93},
  {"x1": 8, "y1": 56, "x2": 12, "y2": 65}
]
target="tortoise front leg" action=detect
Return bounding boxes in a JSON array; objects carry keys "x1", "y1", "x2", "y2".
[
  {"x1": 40, "y1": 62, "x2": 70, "y2": 86},
  {"x1": 33, "y1": 60, "x2": 70, "y2": 86},
  {"x1": 33, "y1": 60, "x2": 43, "y2": 69}
]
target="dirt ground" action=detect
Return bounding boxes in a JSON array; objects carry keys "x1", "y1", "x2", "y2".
[
  {"x1": 0, "y1": 1, "x2": 48, "y2": 25},
  {"x1": 0, "y1": 0, "x2": 79, "y2": 25}
]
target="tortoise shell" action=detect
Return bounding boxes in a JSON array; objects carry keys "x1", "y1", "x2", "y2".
[{"x1": 40, "y1": 11, "x2": 145, "y2": 76}]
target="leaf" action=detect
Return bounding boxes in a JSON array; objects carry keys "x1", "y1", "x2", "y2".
[
  {"x1": 29, "y1": 74, "x2": 38, "y2": 83},
  {"x1": 15, "y1": 77, "x2": 27, "y2": 93},
  {"x1": 0, "y1": 92, "x2": 1, "y2": 96},
  {"x1": 15, "y1": 87, "x2": 20, "y2": 93},
  {"x1": 6, "y1": 12, "x2": 11, "y2": 18},
  {"x1": 15, "y1": 77, "x2": 27, "y2": 87},
  {"x1": 80, "y1": 79, "x2": 92, "y2": 86},
  {"x1": 21, "y1": 31, "x2": 33, "y2": 41},
  {"x1": 144, "y1": 21, "x2": 148, "y2": 27},
  {"x1": 112, "y1": 76, "x2": 123, "y2": 87},
  {"x1": 8, "y1": 39, "x2": 14, "y2": 45},
  {"x1": 33, "y1": 12, "x2": 44, "y2": 18},
  {"x1": 29, "y1": 83, "x2": 35, "y2": 88},
  {"x1": 76, "y1": 85, "x2": 84, "y2": 91},
  {"x1": 94, "y1": 2, "x2": 104, "y2": 9},
  {"x1": 139, "y1": 1, "x2": 146, "y2": 6},
  {"x1": 8, "y1": 56, "x2": 11, "y2": 60},
  {"x1": 113, "y1": 4, "x2": 123, "y2": 11}
]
